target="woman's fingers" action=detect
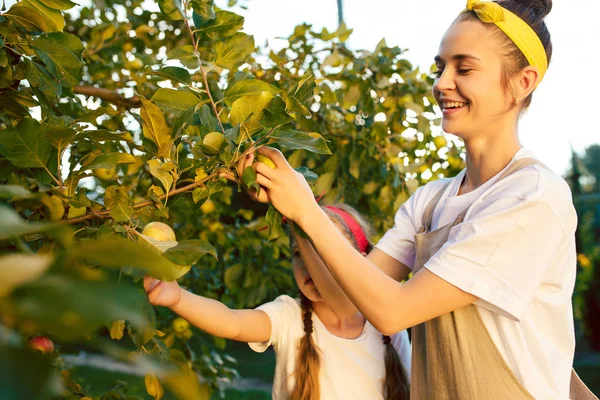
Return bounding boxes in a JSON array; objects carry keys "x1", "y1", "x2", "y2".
[
  {"x1": 256, "y1": 146, "x2": 286, "y2": 168},
  {"x1": 254, "y1": 161, "x2": 277, "y2": 180},
  {"x1": 237, "y1": 150, "x2": 255, "y2": 179}
]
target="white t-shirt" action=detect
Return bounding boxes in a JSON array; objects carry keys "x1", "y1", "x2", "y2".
[
  {"x1": 376, "y1": 147, "x2": 578, "y2": 399},
  {"x1": 249, "y1": 295, "x2": 412, "y2": 400}
]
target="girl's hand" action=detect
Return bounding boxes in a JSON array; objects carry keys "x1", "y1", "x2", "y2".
[
  {"x1": 143, "y1": 276, "x2": 182, "y2": 308},
  {"x1": 252, "y1": 147, "x2": 320, "y2": 224}
]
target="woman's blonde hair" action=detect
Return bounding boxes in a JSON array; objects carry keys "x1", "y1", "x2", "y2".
[{"x1": 289, "y1": 204, "x2": 410, "y2": 400}]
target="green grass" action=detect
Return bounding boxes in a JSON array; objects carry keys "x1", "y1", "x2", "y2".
[
  {"x1": 69, "y1": 365, "x2": 270, "y2": 400},
  {"x1": 221, "y1": 340, "x2": 276, "y2": 382}
]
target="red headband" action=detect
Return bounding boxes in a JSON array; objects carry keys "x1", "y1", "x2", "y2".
[{"x1": 323, "y1": 206, "x2": 369, "y2": 254}]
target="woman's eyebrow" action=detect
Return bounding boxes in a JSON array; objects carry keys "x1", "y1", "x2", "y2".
[{"x1": 434, "y1": 54, "x2": 482, "y2": 63}]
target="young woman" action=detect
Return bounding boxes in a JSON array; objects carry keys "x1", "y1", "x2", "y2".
[
  {"x1": 144, "y1": 205, "x2": 411, "y2": 400},
  {"x1": 246, "y1": 0, "x2": 597, "y2": 398}
]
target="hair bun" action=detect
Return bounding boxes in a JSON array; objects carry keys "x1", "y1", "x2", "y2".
[{"x1": 521, "y1": 0, "x2": 552, "y2": 18}]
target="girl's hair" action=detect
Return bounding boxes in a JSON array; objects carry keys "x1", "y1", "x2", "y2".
[
  {"x1": 457, "y1": 0, "x2": 553, "y2": 110},
  {"x1": 289, "y1": 204, "x2": 410, "y2": 400}
]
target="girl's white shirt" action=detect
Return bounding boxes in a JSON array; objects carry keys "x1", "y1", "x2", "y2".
[
  {"x1": 376, "y1": 147, "x2": 578, "y2": 399},
  {"x1": 249, "y1": 295, "x2": 412, "y2": 400}
]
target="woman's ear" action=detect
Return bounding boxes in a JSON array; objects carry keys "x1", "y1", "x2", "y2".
[{"x1": 515, "y1": 65, "x2": 540, "y2": 101}]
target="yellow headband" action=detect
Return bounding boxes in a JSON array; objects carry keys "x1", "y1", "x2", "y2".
[{"x1": 463, "y1": 0, "x2": 548, "y2": 86}]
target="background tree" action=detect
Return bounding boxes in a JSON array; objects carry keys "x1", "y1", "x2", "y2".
[{"x1": 0, "y1": 0, "x2": 460, "y2": 397}]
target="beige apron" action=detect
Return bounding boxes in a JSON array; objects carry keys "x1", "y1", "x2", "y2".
[{"x1": 410, "y1": 158, "x2": 597, "y2": 400}]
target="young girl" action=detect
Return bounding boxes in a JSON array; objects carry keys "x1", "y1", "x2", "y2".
[
  {"x1": 144, "y1": 204, "x2": 411, "y2": 400},
  {"x1": 246, "y1": 0, "x2": 597, "y2": 398}
]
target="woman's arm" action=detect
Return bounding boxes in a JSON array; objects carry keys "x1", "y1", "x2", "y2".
[
  {"x1": 293, "y1": 226, "x2": 412, "y2": 318},
  {"x1": 252, "y1": 148, "x2": 477, "y2": 335},
  {"x1": 144, "y1": 277, "x2": 272, "y2": 343}
]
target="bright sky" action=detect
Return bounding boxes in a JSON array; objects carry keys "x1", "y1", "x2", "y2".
[{"x1": 227, "y1": 0, "x2": 600, "y2": 175}]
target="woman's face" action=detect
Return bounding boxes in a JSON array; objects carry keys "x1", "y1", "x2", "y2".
[
  {"x1": 433, "y1": 20, "x2": 515, "y2": 139},
  {"x1": 292, "y1": 223, "x2": 355, "y2": 303}
]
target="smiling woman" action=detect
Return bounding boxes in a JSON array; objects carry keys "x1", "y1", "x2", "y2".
[{"x1": 250, "y1": 0, "x2": 598, "y2": 398}]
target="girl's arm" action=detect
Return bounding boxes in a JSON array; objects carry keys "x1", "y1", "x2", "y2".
[
  {"x1": 144, "y1": 277, "x2": 272, "y2": 343},
  {"x1": 252, "y1": 148, "x2": 477, "y2": 335}
]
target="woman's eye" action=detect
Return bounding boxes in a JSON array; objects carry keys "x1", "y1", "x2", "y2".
[{"x1": 457, "y1": 69, "x2": 472, "y2": 75}]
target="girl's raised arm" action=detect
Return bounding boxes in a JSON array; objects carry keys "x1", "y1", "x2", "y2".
[{"x1": 145, "y1": 277, "x2": 272, "y2": 343}]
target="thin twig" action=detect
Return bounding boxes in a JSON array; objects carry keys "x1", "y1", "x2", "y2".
[{"x1": 182, "y1": 12, "x2": 226, "y2": 134}]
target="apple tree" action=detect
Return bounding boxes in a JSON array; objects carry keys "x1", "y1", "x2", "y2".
[{"x1": 0, "y1": 0, "x2": 461, "y2": 397}]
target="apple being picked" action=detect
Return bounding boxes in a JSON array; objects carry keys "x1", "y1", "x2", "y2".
[
  {"x1": 142, "y1": 222, "x2": 176, "y2": 242},
  {"x1": 255, "y1": 154, "x2": 276, "y2": 169},
  {"x1": 28, "y1": 335, "x2": 54, "y2": 354}
]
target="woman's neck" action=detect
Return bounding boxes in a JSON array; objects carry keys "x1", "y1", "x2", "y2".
[
  {"x1": 311, "y1": 301, "x2": 366, "y2": 339},
  {"x1": 459, "y1": 130, "x2": 522, "y2": 195}
]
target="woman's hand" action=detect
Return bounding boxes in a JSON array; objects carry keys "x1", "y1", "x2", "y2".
[
  {"x1": 250, "y1": 147, "x2": 320, "y2": 224},
  {"x1": 143, "y1": 276, "x2": 182, "y2": 308}
]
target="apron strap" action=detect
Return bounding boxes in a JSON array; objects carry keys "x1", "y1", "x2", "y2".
[
  {"x1": 453, "y1": 157, "x2": 549, "y2": 224},
  {"x1": 420, "y1": 180, "x2": 453, "y2": 232}
]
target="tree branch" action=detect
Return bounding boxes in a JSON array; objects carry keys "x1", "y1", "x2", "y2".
[
  {"x1": 73, "y1": 86, "x2": 141, "y2": 109},
  {"x1": 64, "y1": 172, "x2": 220, "y2": 225}
]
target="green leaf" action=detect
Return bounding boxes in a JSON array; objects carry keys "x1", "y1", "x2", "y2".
[
  {"x1": 37, "y1": 0, "x2": 77, "y2": 10},
  {"x1": 198, "y1": 104, "x2": 217, "y2": 131},
  {"x1": 151, "y1": 88, "x2": 202, "y2": 117},
  {"x1": 295, "y1": 166, "x2": 318, "y2": 185},
  {"x1": 4, "y1": 5, "x2": 55, "y2": 32},
  {"x1": 104, "y1": 185, "x2": 133, "y2": 223},
  {"x1": 147, "y1": 66, "x2": 192, "y2": 85},
  {"x1": 190, "y1": 0, "x2": 215, "y2": 21},
  {"x1": 10, "y1": 273, "x2": 154, "y2": 341},
  {"x1": 241, "y1": 166, "x2": 257, "y2": 188},
  {"x1": 164, "y1": 239, "x2": 217, "y2": 265},
  {"x1": 0, "y1": 50, "x2": 8, "y2": 68},
  {"x1": 158, "y1": 0, "x2": 184, "y2": 20},
  {"x1": 214, "y1": 32, "x2": 254, "y2": 70},
  {"x1": 262, "y1": 96, "x2": 294, "y2": 127},
  {"x1": 224, "y1": 263, "x2": 243, "y2": 289},
  {"x1": 85, "y1": 152, "x2": 136, "y2": 170},
  {"x1": 140, "y1": 97, "x2": 173, "y2": 158},
  {"x1": 270, "y1": 130, "x2": 331, "y2": 154},
  {"x1": 0, "y1": 118, "x2": 54, "y2": 168},
  {"x1": 25, "y1": 60, "x2": 62, "y2": 99},
  {"x1": 69, "y1": 236, "x2": 192, "y2": 281},
  {"x1": 0, "y1": 205, "x2": 69, "y2": 241},
  {"x1": 148, "y1": 159, "x2": 175, "y2": 194},
  {"x1": 0, "y1": 253, "x2": 53, "y2": 297},
  {"x1": 229, "y1": 92, "x2": 273, "y2": 126},
  {"x1": 0, "y1": 66, "x2": 13, "y2": 89},
  {"x1": 289, "y1": 75, "x2": 315, "y2": 105},
  {"x1": 202, "y1": 132, "x2": 225, "y2": 155},
  {"x1": 0, "y1": 185, "x2": 32, "y2": 199},
  {"x1": 314, "y1": 171, "x2": 335, "y2": 196},
  {"x1": 44, "y1": 125, "x2": 76, "y2": 151},
  {"x1": 167, "y1": 46, "x2": 199, "y2": 69},
  {"x1": 31, "y1": 33, "x2": 84, "y2": 87},
  {"x1": 197, "y1": 10, "x2": 244, "y2": 40},
  {"x1": 285, "y1": 96, "x2": 311, "y2": 117},
  {"x1": 224, "y1": 79, "x2": 280, "y2": 107},
  {"x1": 265, "y1": 204, "x2": 283, "y2": 241}
]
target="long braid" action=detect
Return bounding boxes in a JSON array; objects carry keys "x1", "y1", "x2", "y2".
[
  {"x1": 289, "y1": 293, "x2": 321, "y2": 400},
  {"x1": 382, "y1": 335, "x2": 410, "y2": 400}
]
